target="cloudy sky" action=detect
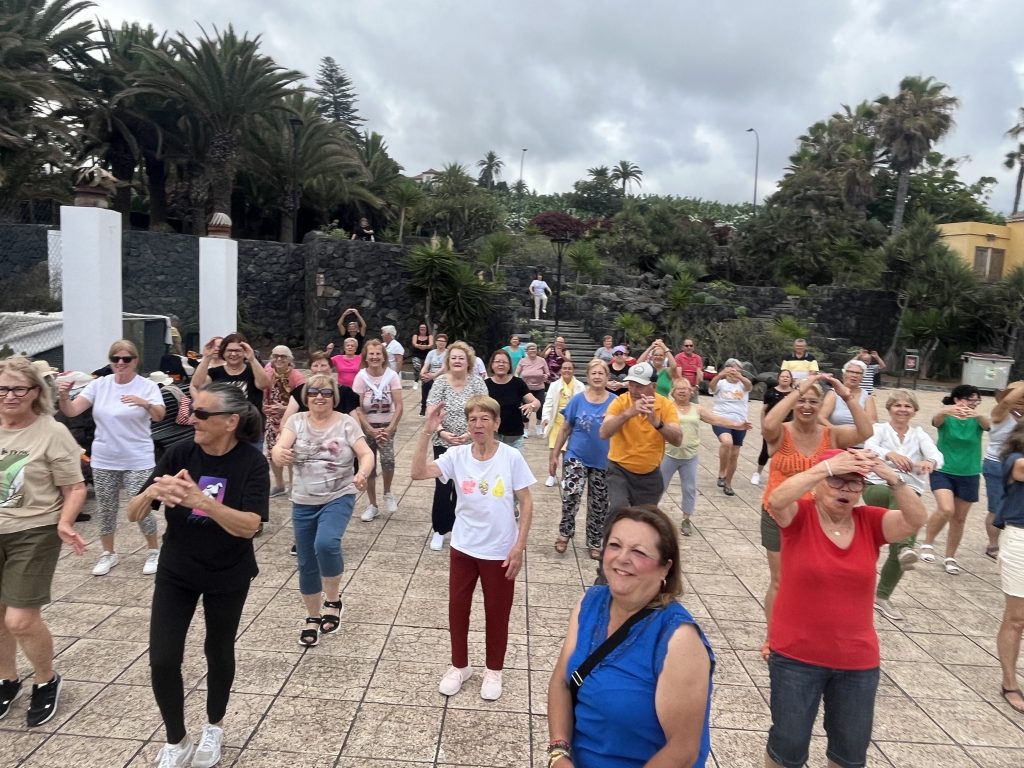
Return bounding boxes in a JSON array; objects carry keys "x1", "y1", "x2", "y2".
[{"x1": 93, "y1": 0, "x2": 1024, "y2": 213}]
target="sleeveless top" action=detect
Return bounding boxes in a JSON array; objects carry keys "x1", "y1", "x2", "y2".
[
  {"x1": 412, "y1": 335, "x2": 430, "y2": 360},
  {"x1": 665, "y1": 404, "x2": 701, "y2": 461},
  {"x1": 763, "y1": 425, "x2": 832, "y2": 515},
  {"x1": 828, "y1": 389, "x2": 868, "y2": 427},
  {"x1": 985, "y1": 416, "x2": 1019, "y2": 461},
  {"x1": 998, "y1": 452, "x2": 1024, "y2": 529},
  {"x1": 568, "y1": 586, "x2": 714, "y2": 768}
]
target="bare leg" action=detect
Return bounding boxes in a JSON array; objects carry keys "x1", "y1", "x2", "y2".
[
  {"x1": 717, "y1": 434, "x2": 734, "y2": 479},
  {"x1": 382, "y1": 467, "x2": 394, "y2": 495},
  {"x1": 725, "y1": 445, "x2": 741, "y2": 485},
  {"x1": 270, "y1": 462, "x2": 285, "y2": 489},
  {"x1": 100, "y1": 533, "x2": 115, "y2": 553},
  {"x1": 998, "y1": 594, "x2": 1024, "y2": 705},
  {"x1": 761, "y1": 550, "x2": 782, "y2": 659},
  {"x1": 924, "y1": 488, "x2": 954, "y2": 546},
  {"x1": 944, "y1": 498, "x2": 973, "y2": 559},
  {"x1": 1, "y1": 606, "x2": 54, "y2": 681},
  {"x1": 366, "y1": 477, "x2": 378, "y2": 508},
  {"x1": 986, "y1": 512, "x2": 1001, "y2": 550}
]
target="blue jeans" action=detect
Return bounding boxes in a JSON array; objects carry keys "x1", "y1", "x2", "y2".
[
  {"x1": 984, "y1": 457, "x2": 1005, "y2": 516},
  {"x1": 767, "y1": 652, "x2": 879, "y2": 768},
  {"x1": 292, "y1": 495, "x2": 355, "y2": 595}
]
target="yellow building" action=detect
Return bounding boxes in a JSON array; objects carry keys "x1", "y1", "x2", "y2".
[{"x1": 937, "y1": 216, "x2": 1024, "y2": 281}]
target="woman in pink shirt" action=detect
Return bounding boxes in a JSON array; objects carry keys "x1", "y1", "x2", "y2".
[
  {"x1": 514, "y1": 342, "x2": 550, "y2": 437},
  {"x1": 331, "y1": 337, "x2": 362, "y2": 389}
]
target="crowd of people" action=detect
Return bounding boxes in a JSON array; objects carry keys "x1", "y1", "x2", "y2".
[{"x1": 2, "y1": 321, "x2": 1023, "y2": 768}]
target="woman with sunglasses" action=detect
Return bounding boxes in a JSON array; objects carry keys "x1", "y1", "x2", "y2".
[
  {"x1": 764, "y1": 448, "x2": 925, "y2": 768},
  {"x1": 272, "y1": 374, "x2": 375, "y2": 647},
  {"x1": 127, "y1": 383, "x2": 268, "y2": 768},
  {"x1": 920, "y1": 384, "x2": 990, "y2": 574},
  {"x1": 58, "y1": 340, "x2": 165, "y2": 577},
  {"x1": 606, "y1": 345, "x2": 631, "y2": 396}
]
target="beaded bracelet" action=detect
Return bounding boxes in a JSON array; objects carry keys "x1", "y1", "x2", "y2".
[
  {"x1": 548, "y1": 740, "x2": 571, "y2": 752},
  {"x1": 548, "y1": 748, "x2": 571, "y2": 768}
]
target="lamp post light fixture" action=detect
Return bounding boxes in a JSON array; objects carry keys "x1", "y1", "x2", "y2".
[
  {"x1": 746, "y1": 127, "x2": 759, "y2": 214},
  {"x1": 288, "y1": 116, "x2": 304, "y2": 243},
  {"x1": 548, "y1": 232, "x2": 573, "y2": 335},
  {"x1": 517, "y1": 148, "x2": 528, "y2": 228}
]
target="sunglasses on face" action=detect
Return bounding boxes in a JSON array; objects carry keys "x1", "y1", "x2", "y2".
[
  {"x1": 191, "y1": 408, "x2": 235, "y2": 420},
  {"x1": 306, "y1": 388, "x2": 335, "y2": 399},
  {"x1": 824, "y1": 476, "x2": 865, "y2": 491},
  {"x1": 613, "y1": 352, "x2": 625, "y2": 356},
  {"x1": 0, "y1": 385, "x2": 38, "y2": 397},
  {"x1": 109, "y1": 355, "x2": 135, "y2": 364},
  {"x1": 683, "y1": 344, "x2": 694, "y2": 348}
]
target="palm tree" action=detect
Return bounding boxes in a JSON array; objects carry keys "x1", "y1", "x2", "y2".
[
  {"x1": 1005, "y1": 144, "x2": 1024, "y2": 216},
  {"x1": 130, "y1": 26, "x2": 302, "y2": 225},
  {"x1": 610, "y1": 160, "x2": 643, "y2": 194},
  {"x1": 433, "y1": 162, "x2": 475, "y2": 197},
  {"x1": 875, "y1": 76, "x2": 959, "y2": 235},
  {"x1": 387, "y1": 177, "x2": 424, "y2": 243},
  {"x1": 359, "y1": 130, "x2": 402, "y2": 202},
  {"x1": 476, "y1": 150, "x2": 503, "y2": 190},
  {"x1": 587, "y1": 165, "x2": 610, "y2": 181}
]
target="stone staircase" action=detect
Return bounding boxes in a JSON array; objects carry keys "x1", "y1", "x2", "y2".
[
  {"x1": 754, "y1": 295, "x2": 800, "y2": 321},
  {"x1": 519, "y1": 318, "x2": 601, "y2": 369}
]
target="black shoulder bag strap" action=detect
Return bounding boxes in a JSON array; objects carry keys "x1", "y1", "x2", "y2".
[{"x1": 570, "y1": 607, "x2": 654, "y2": 708}]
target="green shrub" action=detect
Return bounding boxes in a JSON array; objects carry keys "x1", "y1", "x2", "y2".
[{"x1": 783, "y1": 283, "x2": 808, "y2": 297}]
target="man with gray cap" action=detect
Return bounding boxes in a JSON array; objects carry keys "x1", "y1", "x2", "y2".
[
  {"x1": 599, "y1": 361, "x2": 682, "y2": 514},
  {"x1": 382, "y1": 326, "x2": 405, "y2": 375}
]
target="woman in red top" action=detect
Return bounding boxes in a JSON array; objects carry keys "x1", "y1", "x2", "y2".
[{"x1": 765, "y1": 449, "x2": 924, "y2": 768}]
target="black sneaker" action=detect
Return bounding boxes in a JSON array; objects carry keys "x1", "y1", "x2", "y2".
[
  {"x1": 0, "y1": 678, "x2": 23, "y2": 720},
  {"x1": 26, "y1": 672, "x2": 62, "y2": 727},
  {"x1": 290, "y1": 543, "x2": 297, "y2": 556}
]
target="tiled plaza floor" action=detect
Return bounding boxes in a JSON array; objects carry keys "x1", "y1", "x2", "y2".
[{"x1": 4, "y1": 387, "x2": 1024, "y2": 766}]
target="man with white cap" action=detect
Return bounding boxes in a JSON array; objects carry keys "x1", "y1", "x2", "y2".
[{"x1": 599, "y1": 361, "x2": 682, "y2": 515}]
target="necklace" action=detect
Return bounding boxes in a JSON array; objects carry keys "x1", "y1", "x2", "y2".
[{"x1": 818, "y1": 510, "x2": 852, "y2": 537}]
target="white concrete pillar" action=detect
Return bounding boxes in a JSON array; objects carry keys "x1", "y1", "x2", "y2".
[
  {"x1": 60, "y1": 206, "x2": 122, "y2": 371},
  {"x1": 199, "y1": 235, "x2": 238, "y2": 344}
]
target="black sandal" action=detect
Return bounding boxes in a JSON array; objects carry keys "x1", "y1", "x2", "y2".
[
  {"x1": 298, "y1": 617, "x2": 321, "y2": 647},
  {"x1": 320, "y1": 599, "x2": 344, "y2": 635}
]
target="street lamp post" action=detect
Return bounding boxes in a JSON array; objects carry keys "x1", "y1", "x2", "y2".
[
  {"x1": 548, "y1": 232, "x2": 572, "y2": 335},
  {"x1": 746, "y1": 127, "x2": 759, "y2": 214},
  {"x1": 288, "y1": 117, "x2": 304, "y2": 243},
  {"x1": 518, "y1": 148, "x2": 527, "y2": 228}
]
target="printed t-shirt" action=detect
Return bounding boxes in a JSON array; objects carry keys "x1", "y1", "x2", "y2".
[
  {"x1": 289, "y1": 413, "x2": 365, "y2": 504},
  {"x1": 352, "y1": 369, "x2": 401, "y2": 427},
  {"x1": 936, "y1": 416, "x2": 984, "y2": 476},
  {"x1": 143, "y1": 440, "x2": 269, "y2": 593},
  {"x1": 563, "y1": 392, "x2": 613, "y2": 469},
  {"x1": 486, "y1": 377, "x2": 530, "y2": 437},
  {"x1": 208, "y1": 363, "x2": 263, "y2": 411},
  {"x1": 712, "y1": 378, "x2": 749, "y2": 422},
  {"x1": 605, "y1": 393, "x2": 677, "y2": 475},
  {"x1": 80, "y1": 375, "x2": 163, "y2": 470},
  {"x1": 330, "y1": 355, "x2": 363, "y2": 388},
  {"x1": 435, "y1": 442, "x2": 536, "y2": 560},
  {"x1": 770, "y1": 498, "x2": 887, "y2": 669},
  {"x1": 0, "y1": 416, "x2": 84, "y2": 534}
]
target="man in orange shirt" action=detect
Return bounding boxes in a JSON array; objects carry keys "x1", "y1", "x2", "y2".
[{"x1": 599, "y1": 362, "x2": 682, "y2": 514}]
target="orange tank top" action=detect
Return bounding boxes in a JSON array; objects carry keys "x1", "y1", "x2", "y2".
[{"x1": 762, "y1": 425, "x2": 832, "y2": 516}]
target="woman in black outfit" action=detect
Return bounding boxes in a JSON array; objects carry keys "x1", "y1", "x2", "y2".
[
  {"x1": 485, "y1": 348, "x2": 540, "y2": 452},
  {"x1": 127, "y1": 384, "x2": 268, "y2": 768},
  {"x1": 751, "y1": 369, "x2": 794, "y2": 486}
]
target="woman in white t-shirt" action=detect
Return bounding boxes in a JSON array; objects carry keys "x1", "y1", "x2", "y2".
[
  {"x1": 58, "y1": 339, "x2": 165, "y2": 576},
  {"x1": 412, "y1": 394, "x2": 535, "y2": 703},
  {"x1": 352, "y1": 340, "x2": 403, "y2": 522},
  {"x1": 529, "y1": 270, "x2": 552, "y2": 320},
  {"x1": 708, "y1": 358, "x2": 752, "y2": 497}
]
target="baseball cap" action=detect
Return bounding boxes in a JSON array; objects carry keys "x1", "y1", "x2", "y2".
[
  {"x1": 624, "y1": 362, "x2": 656, "y2": 385},
  {"x1": 611, "y1": 345, "x2": 627, "y2": 354}
]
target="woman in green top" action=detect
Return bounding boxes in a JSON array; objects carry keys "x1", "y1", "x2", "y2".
[
  {"x1": 921, "y1": 384, "x2": 990, "y2": 574},
  {"x1": 637, "y1": 339, "x2": 679, "y2": 397}
]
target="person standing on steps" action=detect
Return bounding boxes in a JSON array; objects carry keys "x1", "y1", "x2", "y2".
[
  {"x1": 594, "y1": 335, "x2": 615, "y2": 364},
  {"x1": 529, "y1": 270, "x2": 552, "y2": 319},
  {"x1": 780, "y1": 338, "x2": 818, "y2": 382}
]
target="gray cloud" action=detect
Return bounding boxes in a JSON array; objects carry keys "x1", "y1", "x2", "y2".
[{"x1": 92, "y1": 0, "x2": 1024, "y2": 213}]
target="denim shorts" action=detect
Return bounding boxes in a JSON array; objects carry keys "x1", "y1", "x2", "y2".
[
  {"x1": 983, "y1": 458, "x2": 1005, "y2": 515},
  {"x1": 767, "y1": 652, "x2": 879, "y2": 768},
  {"x1": 929, "y1": 470, "x2": 979, "y2": 503},
  {"x1": 711, "y1": 425, "x2": 747, "y2": 447}
]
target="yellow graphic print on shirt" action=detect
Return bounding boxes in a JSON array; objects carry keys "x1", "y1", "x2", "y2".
[
  {"x1": 493, "y1": 478, "x2": 505, "y2": 497},
  {"x1": 460, "y1": 474, "x2": 506, "y2": 497}
]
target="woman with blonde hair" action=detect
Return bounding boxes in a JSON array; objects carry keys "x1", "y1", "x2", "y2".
[
  {"x1": 425, "y1": 341, "x2": 488, "y2": 550},
  {"x1": 263, "y1": 345, "x2": 304, "y2": 497},
  {"x1": 541, "y1": 360, "x2": 585, "y2": 486},
  {"x1": 58, "y1": 339, "x2": 165, "y2": 576}
]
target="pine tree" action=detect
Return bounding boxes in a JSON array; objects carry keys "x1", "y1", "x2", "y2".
[{"x1": 314, "y1": 56, "x2": 364, "y2": 136}]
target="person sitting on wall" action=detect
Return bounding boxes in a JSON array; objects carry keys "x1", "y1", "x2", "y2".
[{"x1": 351, "y1": 218, "x2": 375, "y2": 241}]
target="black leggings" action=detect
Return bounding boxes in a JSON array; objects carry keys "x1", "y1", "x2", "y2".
[
  {"x1": 432, "y1": 444, "x2": 456, "y2": 534},
  {"x1": 758, "y1": 439, "x2": 771, "y2": 469},
  {"x1": 524, "y1": 387, "x2": 546, "y2": 424},
  {"x1": 149, "y1": 579, "x2": 249, "y2": 744},
  {"x1": 421, "y1": 379, "x2": 433, "y2": 412}
]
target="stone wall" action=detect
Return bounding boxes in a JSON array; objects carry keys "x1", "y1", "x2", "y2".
[
  {"x1": 796, "y1": 287, "x2": 899, "y2": 352},
  {"x1": 121, "y1": 231, "x2": 199, "y2": 334},
  {"x1": 0, "y1": 224, "x2": 51, "y2": 280}
]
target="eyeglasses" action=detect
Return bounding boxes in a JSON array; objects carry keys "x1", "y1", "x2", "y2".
[
  {"x1": 0, "y1": 385, "x2": 38, "y2": 397},
  {"x1": 963, "y1": 398, "x2": 981, "y2": 405},
  {"x1": 191, "y1": 408, "x2": 236, "y2": 420},
  {"x1": 824, "y1": 475, "x2": 866, "y2": 491},
  {"x1": 109, "y1": 355, "x2": 135, "y2": 364},
  {"x1": 224, "y1": 348, "x2": 244, "y2": 355},
  {"x1": 271, "y1": 353, "x2": 290, "y2": 359},
  {"x1": 306, "y1": 388, "x2": 335, "y2": 399},
  {"x1": 683, "y1": 344, "x2": 694, "y2": 348},
  {"x1": 613, "y1": 352, "x2": 625, "y2": 356}
]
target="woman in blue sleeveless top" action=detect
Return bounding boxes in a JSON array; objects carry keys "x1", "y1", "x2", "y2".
[
  {"x1": 996, "y1": 421, "x2": 1024, "y2": 715},
  {"x1": 547, "y1": 506, "x2": 715, "y2": 767}
]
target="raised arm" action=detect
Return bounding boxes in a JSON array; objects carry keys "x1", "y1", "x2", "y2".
[
  {"x1": 189, "y1": 337, "x2": 221, "y2": 389},
  {"x1": 56, "y1": 381, "x2": 92, "y2": 418},
  {"x1": 872, "y1": 460, "x2": 927, "y2": 542},
  {"x1": 825, "y1": 375, "x2": 873, "y2": 448},
  {"x1": 411, "y1": 406, "x2": 445, "y2": 480},
  {"x1": 768, "y1": 450, "x2": 874, "y2": 527}
]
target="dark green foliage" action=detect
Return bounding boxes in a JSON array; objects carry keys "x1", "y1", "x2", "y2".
[{"x1": 313, "y1": 56, "x2": 364, "y2": 137}]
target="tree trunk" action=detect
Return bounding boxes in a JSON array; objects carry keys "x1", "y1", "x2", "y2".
[
  {"x1": 891, "y1": 170, "x2": 911, "y2": 235},
  {"x1": 107, "y1": 140, "x2": 137, "y2": 226},
  {"x1": 144, "y1": 155, "x2": 169, "y2": 231},
  {"x1": 279, "y1": 208, "x2": 296, "y2": 243},
  {"x1": 397, "y1": 208, "x2": 406, "y2": 243},
  {"x1": 1014, "y1": 164, "x2": 1024, "y2": 215},
  {"x1": 883, "y1": 293, "x2": 911, "y2": 363}
]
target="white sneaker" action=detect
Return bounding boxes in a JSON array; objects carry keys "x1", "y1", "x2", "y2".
[
  {"x1": 535, "y1": 426, "x2": 544, "y2": 437},
  {"x1": 750, "y1": 472, "x2": 761, "y2": 486},
  {"x1": 439, "y1": 665, "x2": 473, "y2": 696},
  {"x1": 142, "y1": 549, "x2": 160, "y2": 576},
  {"x1": 360, "y1": 505, "x2": 378, "y2": 522},
  {"x1": 383, "y1": 493, "x2": 398, "y2": 513},
  {"x1": 898, "y1": 548, "x2": 919, "y2": 572},
  {"x1": 430, "y1": 532, "x2": 444, "y2": 551},
  {"x1": 544, "y1": 475, "x2": 557, "y2": 487},
  {"x1": 874, "y1": 598, "x2": 904, "y2": 621},
  {"x1": 92, "y1": 552, "x2": 119, "y2": 576},
  {"x1": 480, "y1": 668, "x2": 503, "y2": 700},
  {"x1": 155, "y1": 737, "x2": 194, "y2": 768},
  {"x1": 191, "y1": 723, "x2": 223, "y2": 768}
]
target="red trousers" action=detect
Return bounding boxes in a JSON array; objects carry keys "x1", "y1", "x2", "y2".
[{"x1": 448, "y1": 546, "x2": 516, "y2": 670}]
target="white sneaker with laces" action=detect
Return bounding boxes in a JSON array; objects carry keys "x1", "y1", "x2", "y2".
[
  {"x1": 155, "y1": 737, "x2": 194, "y2": 768},
  {"x1": 873, "y1": 598, "x2": 904, "y2": 621},
  {"x1": 142, "y1": 549, "x2": 160, "y2": 576},
  {"x1": 92, "y1": 551, "x2": 119, "y2": 576},
  {"x1": 360, "y1": 505, "x2": 378, "y2": 522},
  {"x1": 191, "y1": 723, "x2": 224, "y2": 768},
  {"x1": 439, "y1": 665, "x2": 473, "y2": 696},
  {"x1": 544, "y1": 475, "x2": 557, "y2": 487},
  {"x1": 480, "y1": 668, "x2": 503, "y2": 700},
  {"x1": 383, "y1": 493, "x2": 399, "y2": 513},
  {"x1": 898, "y1": 548, "x2": 919, "y2": 571},
  {"x1": 430, "y1": 532, "x2": 445, "y2": 551},
  {"x1": 535, "y1": 426, "x2": 544, "y2": 437},
  {"x1": 750, "y1": 472, "x2": 761, "y2": 486}
]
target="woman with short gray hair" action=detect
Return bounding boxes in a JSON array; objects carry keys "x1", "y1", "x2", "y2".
[{"x1": 820, "y1": 358, "x2": 878, "y2": 438}]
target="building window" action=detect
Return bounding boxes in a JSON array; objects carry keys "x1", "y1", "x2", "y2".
[{"x1": 973, "y1": 247, "x2": 1005, "y2": 281}]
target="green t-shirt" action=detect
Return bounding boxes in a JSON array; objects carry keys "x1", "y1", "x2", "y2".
[
  {"x1": 655, "y1": 367, "x2": 673, "y2": 397},
  {"x1": 936, "y1": 416, "x2": 983, "y2": 476}
]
